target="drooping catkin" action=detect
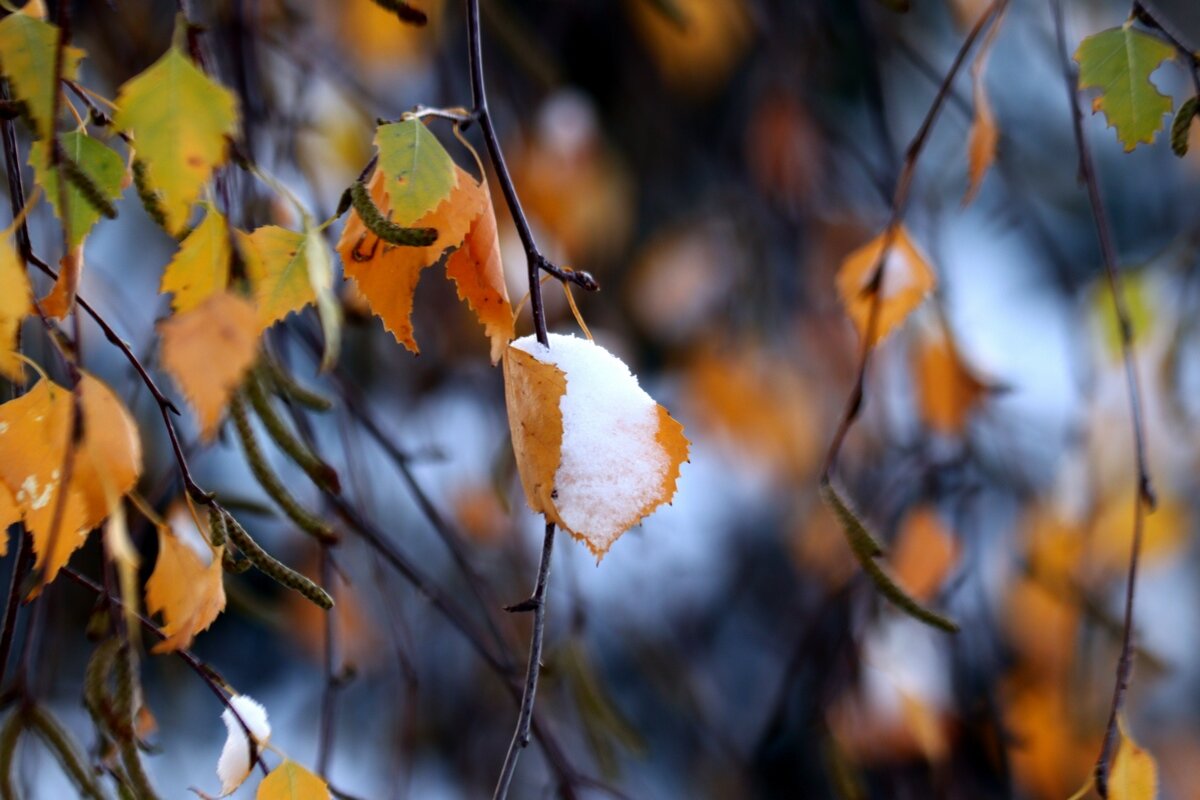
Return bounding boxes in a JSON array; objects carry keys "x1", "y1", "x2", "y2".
[
  {"x1": 82, "y1": 638, "x2": 127, "y2": 739},
  {"x1": 349, "y1": 180, "x2": 438, "y2": 247},
  {"x1": 220, "y1": 509, "x2": 334, "y2": 610},
  {"x1": 208, "y1": 506, "x2": 228, "y2": 549},
  {"x1": 0, "y1": 710, "x2": 24, "y2": 800},
  {"x1": 113, "y1": 645, "x2": 158, "y2": 800},
  {"x1": 819, "y1": 479, "x2": 959, "y2": 634},
  {"x1": 26, "y1": 707, "x2": 107, "y2": 800},
  {"x1": 229, "y1": 394, "x2": 337, "y2": 543},
  {"x1": 57, "y1": 155, "x2": 117, "y2": 219},
  {"x1": 131, "y1": 160, "x2": 168, "y2": 231},
  {"x1": 245, "y1": 371, "x2": 340, "y2": 493},
  {"x1": 258, "y1": 358, "x2": 333, "y2": 412}
]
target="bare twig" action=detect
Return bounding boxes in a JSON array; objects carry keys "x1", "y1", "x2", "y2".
[{"x1": 1051, "y1": 3, "x2": 1157, "y2": 795}]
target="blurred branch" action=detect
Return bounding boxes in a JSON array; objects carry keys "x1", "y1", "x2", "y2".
[{"x1": 1051, "y1": 3, "x2": 1157, "y2": 795}]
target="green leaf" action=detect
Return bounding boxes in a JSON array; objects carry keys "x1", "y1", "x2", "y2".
[
  {"x1": 256, "y1": 760, "x2": 330, "y2": 800},
  {"x1": 112, "y1": 47, "x2": 238, "y2": 235},
  {"x1": 0, "y1": 8, "x2": 84, "y2": 140},
  {"x1": 236, "y1": 225, "x2": 317, "y2": 331},
  {"x1": 159, "y1": 205, "x2": 230, "y2": 313},
  {"x1": 1075, "y1": 25, "x2": 1176, "y2": 151},
  {"x1": 28, "y1": 131, "x2": 124, "y2": 247},
  {"x1": 1171, "y1": 95, "x2": 1198, "y2": 156},
  {"x1": 374, "y1": 119, "x2": 456, "y2": 226},
  {"x1": 304, "y1": 228, "x2": 342, "y2": 372}
]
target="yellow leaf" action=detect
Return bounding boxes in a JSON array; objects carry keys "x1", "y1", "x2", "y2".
[
  {"x1": 1110, "y1": 720, "x2": 1158, "y2": 800},
  {"x1": 503, "y1": 334, "x2": 689, "y2": 558},
  {"x1": 337, "y1": 165, "x2": 483, "y2": 353},
  {"x1": 0, "y1": 5, "x2": 84, "y2": 140},
  {"x1": 113, "y1": 46, "x2": 238, "y2": 234},
  {"x1": 443, "y1": 179, "x2": 514, "y2": 364},
  {"x1": 0, "y1": 234, "x2": 31, "y2": 382},
  {"x1": 145, "y1": 519, "x2": 225, "y2": 653},
  {"x1": 911, "y1": 327, "x2": 990, "y2": 434},
  {"x1": 159, "y1": 291, "x2": 259, "y2": 441},
  {"x1": 160, "y1": 206, "x2": 231, "y2": 314},
  {"x1": 40, "y1": 244, "x2": 83, "y2": 319},
  {"x1": 256, "y1": 760, "x2": 330, "y2": 800},
  {"x1": 0, "y1": 374, "x2": 142, "y2": 587},
  {"x1": 236, "y1": 225, "x2": 317, "y2": 331},
  {"x1": 835, "y1": 226, "x2": 936, "y2": 347}
]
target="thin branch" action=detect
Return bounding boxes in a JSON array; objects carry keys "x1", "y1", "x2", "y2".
[
  {"x1": 492, "y1": 521, "x2": 555, "y2": 800},
  {"x1": 1051, "y1": 3, "x2": 1156, "y2": 795},
  {"x1": 819, "y1": 0, "x2": 1005, "y2": 485}
]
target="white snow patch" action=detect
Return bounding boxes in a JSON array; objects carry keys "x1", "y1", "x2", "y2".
[
  {"x1": 216, "y1": 695, "x2": 271, "y2": 795},
  {"x1": 513, "y1": 333, "x2": 668, "y2": 554}
]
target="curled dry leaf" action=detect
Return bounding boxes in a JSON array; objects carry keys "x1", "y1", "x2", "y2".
[
  {"x1": 0, "y1": 374, "x2": 141, "y2": 587},
  {"x1": 835, "y1": 225, "x2": 936, "y2": 347},
  {"x1": 503, "y1": 333, "x2": 688, "y2": 558},
  {"x1": 145, "y1": 518, "x2": 225, "y2": 654},
  {"x1": 216, "y1": 695, "x2": 270, "y2": 796},
  {"x1": 159, "y1": 290, "x2": 259, "y2": 441}
]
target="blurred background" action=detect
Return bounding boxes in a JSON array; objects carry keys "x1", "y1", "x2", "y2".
[{"x1": 9, "y1": 0, "x2": 1200, "y2": 797}]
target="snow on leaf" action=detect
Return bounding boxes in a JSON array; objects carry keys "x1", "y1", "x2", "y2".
[
  {"x1": 0, "y1": 374, "x2": 141, "y2": 588},
  {"x1": 217, "y1": 695, "x2": 270, "y2": 796},
  {"x1": 504, "y1": 333, "x2": 689, "y2": 558},
  {"x1": 1075, "y1": 25, "x2": 1175, "y2": 151},
  {"x1": 374, "y1": 119, "x2": 456, "y2": 226},
  {"x1": 443, "y1": 178, "x2": 514, "y2": 364},
  {"x1": 113, "y1": 46, "x2": 238, "y2": 234},
  {"x1": 0, "y1": 233, "x2": 31, "y2": 382},
  {"x1": 160, "y1": 205, "x2": 231, "y2": 314},
  {"x1": 29, "y1": 131, "x2": 124, "y2": 247},
  {"x1": 0, "y1": 4, "x2": 84, "y2": 140},
  {"x1": 159, "y1": 291, "x2": 259, "y2": 441},
  {"x1": 146, "y1": 519, "x2": 224, "y2": 654},
  {"x1": 835, "y1": 225, "x2": 936, "y2": 347},
  {"x1": 1110, "y1": 718, "x2": 1157, "y2": 800},
  {"x1": 256, "y1": 760, "x2": 330, "y2": 800},
  {"x1": 337, "y1": 165, "x2": 483, "y2": 353},
  {"x1": 236, "y1": 225, "x2": 316, "y2": 331}
]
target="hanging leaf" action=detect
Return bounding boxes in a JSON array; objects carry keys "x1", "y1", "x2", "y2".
[
  {"x1": 28, "y1": 131, "x2": 124, "y2": 247},
  {"x1": 257, "y1": 760, "x2": 331, "y2": 800},
  {"x1": 503, "y1": 333, "x2": 689, "y2": 559},
  {"x1": 112, "y1": 46, "x2": 239, "y2": 234},
  {"x1": 0, "y1": 233, "x2": 31, "y2": 382},
  {"x1": 160, "y1": 205, "x2": 231, "y2": 314},
  {"x1": 443, "y1": 178, "x2": 514, "y2": 364},
  {"x1": 911, "y1": 327, "x2": 991, "y2": 434},
  {"x1": 0, "y1": 4, "x2": 84, "y2": 140},
  {"x1": 963, "y1": 14, "x2": 1002, "y2": 205},
  {"x1": 0, "y1": 374, "x2": 142, "y2": 587},
  {"x1": 236, "y1": 225, "x2": 317, "y2": 331},
  {"x1": 158, "y1": 290, "x2": 259, "y2": 441},
  {"x1": 891, "y1": 507, "x2": 960, "y2": 603},
  {"x1": 216, "y1": 695, "x2": 270, "y2": 796},
  {"x1": 1109, "y1": 719, "x2": 1157, "y2": 800},
  {"x1": 1170, "y1": 95, "x2": 1198, "y2": 156},
  {"x1": 304, "y1": 227, "x2": 342, "y2": 372},
  {"x1": 337, "y1": 165, "x2": 484, "y2": 352},
  {"x1": 373, "y1": 119, "x2": 456, "y2": 226},
  {"x1": 145, "y1": 520, "x2": 225, "y2": 654},
  {"x1": 835, "y1": 225, "x2": 936, "y2": 346},
  {"x1": 1075, "y1": 25, "x2": 1175, "y2": 151},
  {"x1": 39, "y1": 244, "x2": 83, "y2": 319}
]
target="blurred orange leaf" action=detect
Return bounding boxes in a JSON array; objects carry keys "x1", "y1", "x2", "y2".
[
  {"x1": 159, "y1": 290, "x2": 259, "y2": 441},
  {"x1": 1111, "y1": 720, "x2": 1158, "y2": 800},
  {"x1": 892, "y1": 507, "x2": 959, "y2": 603},
  {"x1": 836, "y1": 226, "x2": 936, "y2": 347},
  {"x1": 41, "y1": 244, "x2": 84, "y2": 319},
  {"x1": 911, "y1": 327, "x2": 991, "y2": 434}
]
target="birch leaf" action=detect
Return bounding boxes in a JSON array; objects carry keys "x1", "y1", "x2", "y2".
[
  {"x1": 29, "y1": 131, "x2": 124, "y2": 247},
  {"x1": 443, "y1": 178, "x2": 514, "y2": 364},
  {"x1": 145, "y1": 521, "x2": 225, "y2": 654},
  {"x1": 0, "y1": 4, "x2": 84, "y2": 140},
  {"x1": 835, "y1": 226, "x2": 936, "y2": 346},
  {"x1": 160, "y1": 205, "x2": 231, "y2": 314},
  {"x1": 1075, "y1": 25, "x2": 1175, "y2": 151},
  {"x1": 257, "y1": 761, "x2": 331, "y2": 800},
  {"x1": 237, "y1": 225, "x2": 316, "y2": 330},
  {"x1": 113, "y1": 46, "x2": 238, "y2": 234},
  {"x1": 0, "y1": 233, "x2": 31, "y2": 382},
  {"x1": 374, "y1": 119, "x2": 456, "y2": 226},
  {"x1": 1110, "y1": 719, "x2": 1157, "y2": 800}
]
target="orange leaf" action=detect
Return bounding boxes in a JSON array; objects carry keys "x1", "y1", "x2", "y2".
[
  {"x1": 964, "y1": 72, "x2": 998, "y2": 205},
  {"x1": 835, "y1": 225, "x2": 936, "y2": 346},
  {"x1": 503, "y1": 334, "x2": 689, "y2": 558},
  {"x1": 40, "y1": 244, "x2": 84, "y2": 319},
  {"x1": 911, "y1": 328, "x2": 990, "y2": 434},
  {"x1": 0, "y1": 483, "x2": 17, "y2": 557},
  {"x1": 891, "y1": 507, "x2": 959, "y2": 603},
  {"x1": 443, "y1": 179, "x2": 514, "y2": 364},
  {"x1": 0, "y1": 374, "x2": 141, "y2": 586},
  {"x1": 145, "y1": 519, "x2": 225, "y2": 653},
  {"x1": 0, "y1": 233, "x2": 31, "y2": 382},
  {"x1": 337, "y1": 165, "x2": 484, "y2": 354},
  {"x1": 159, "y1": 290, "x2": 259, "y2": 441}
]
